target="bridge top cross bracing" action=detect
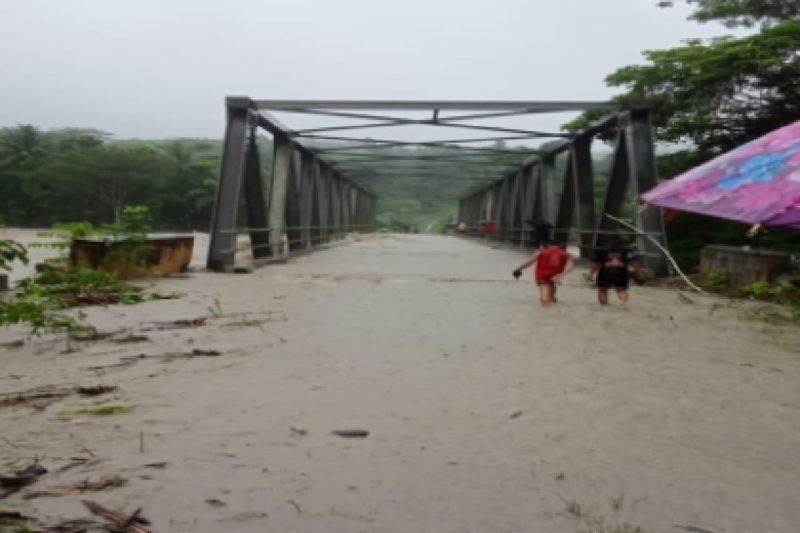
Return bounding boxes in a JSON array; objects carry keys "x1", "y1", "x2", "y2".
[{"x1": 233, "y1": 96, "x2": 626, "y2": 196}]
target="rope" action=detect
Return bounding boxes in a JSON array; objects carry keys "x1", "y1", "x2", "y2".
[{"x1": 603, "y1": 213, "x2": 706, "y2": 295}]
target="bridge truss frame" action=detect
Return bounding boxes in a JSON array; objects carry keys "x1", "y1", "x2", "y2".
[
  {"x1": 208, "y1": 97, "x2": 666, "y2": 274},
  {"x1": 458, "y1": 108, "x2": 666, "y2": 274}
]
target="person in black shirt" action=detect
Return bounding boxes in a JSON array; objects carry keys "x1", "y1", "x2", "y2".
[{"x1": 589, "y1": 242, "x2": 632, "y2": 309}]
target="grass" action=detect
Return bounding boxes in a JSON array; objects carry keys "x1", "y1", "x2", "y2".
[
  {"x1": 57, "y1": 404, "x2": 133, "y2": 417},
  {"x1": 560, "y1": 495, "x2": 645, "y2": 533},
  {"x1": 565, "y1": 500, "x2": 583, "y2": 517},
  {"x1": 207, "y1": 298, "x2": 224, "y2": 318},
  {"x1": 579, "y1": 517, "x2": 645, "y2": 533},
  {"x1": 224, "y1": 315, "x2": 268, "y2": 329}
]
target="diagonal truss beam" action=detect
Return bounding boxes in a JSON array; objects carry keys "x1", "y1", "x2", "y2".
[{"x1": 290, "y1": 120, "x2": 570, "y2": 138}]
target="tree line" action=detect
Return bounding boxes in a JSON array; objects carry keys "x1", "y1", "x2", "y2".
[
  {"x1": 2, "y1": 1, "x2": 798, "y2": 267},
  {"x1": 0, "y1": 126, "x2": 220, "y2": 230}
]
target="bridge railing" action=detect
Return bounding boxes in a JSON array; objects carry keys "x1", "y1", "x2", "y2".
[
  {"x1": 458, "y1": 109, "x2": 668, "y2": 276},
  {"x1": 216, "y1": 224, "x2": 376, "y2": 266}
]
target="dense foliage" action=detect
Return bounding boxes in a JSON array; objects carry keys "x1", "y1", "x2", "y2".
[
  {"x1": 658, "y1": 0, "x2": 800, "y2": 27},
  {"x1": 567, "y1": 1, "x2": 800, "y2": 268},
  {"x1": 0, "y1": 126, "x2": 220, "y2": 230}
]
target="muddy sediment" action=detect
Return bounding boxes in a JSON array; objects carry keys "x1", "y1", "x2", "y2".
[{"x1": 1, "y1": 232, "x2": 799, "y2": 532}]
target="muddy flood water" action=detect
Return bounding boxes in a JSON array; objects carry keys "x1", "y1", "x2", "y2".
[{"x1": 1, "y1": 232, "x2": 799, "y2": 532}]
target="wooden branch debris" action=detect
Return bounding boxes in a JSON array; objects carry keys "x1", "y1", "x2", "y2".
[
  {"x1": 0, "y1": 461, "x2": 47, "y2": 499},
  {"x1": 0, "y1": 385, "x2": 72, "y2": 410},
  {"x1": 0, "y1": 384, "x2": 118, "y2": 410},
  {"x1": 24, "y1": 475, "x2": 126, "y2": 499},
  {"x1": 82, "y1": 499, "x2": 152, "y2": 533},
  {"x1": 331, "y1": 429, "x2": 370, "y2": 438},
  {"x1": 139, "y1": 317, "x2": 206, "y2": 331}
]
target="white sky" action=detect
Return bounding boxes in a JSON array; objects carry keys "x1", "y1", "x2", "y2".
[{"x1": 0, "y1": 0, "x2": 737, "y2": 140}]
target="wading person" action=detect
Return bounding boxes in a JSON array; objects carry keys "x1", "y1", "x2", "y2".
[
  {"x1": 513, "y1": 242, "x2": 574, "y2": 306},
  {"x1": 589, "y1": 242, "x2": 631, "y2": 309}
]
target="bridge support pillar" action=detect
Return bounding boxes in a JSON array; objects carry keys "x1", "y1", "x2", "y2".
[
  {"x1": 540, "y1": 155, "x2": 557, "y2": 227},
  {"x1": 627, "y1": 109, "x2": 667, "y2": 275},
  {"x1": 207, "y1": 98, "x2": 250, "y2": 271},
  {"x1": 243, "y1": 129, "x2": 270, "y2": 260},
  {"x1": 316, "y1": 165, "x2": 330, "y2": 242},
  {"x1": 554, "y1": 151, "x2": 575, "y2": 246},
  {"x1": 595, "y1": 126, "x2": 630, "y2": 249},
  {"x1": 299, "y1": 153, "x2": 315, "y2": 249},
  {"x1": 285, "y1": 152, "x2": 303, "y2": 252},
  {"x1": 269, "y1": 135, "x2": 294, "y2": 257},
  {"x1": 331, "y1": 174, "x2": 342, "y2": 238},
  {"x1": 574, "y1": 136, "x2": 596, "y2": 259}
]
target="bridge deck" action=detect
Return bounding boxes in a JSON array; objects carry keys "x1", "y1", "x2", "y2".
[{"x1": 2, "y1": 234, "x2": 799, "y2": 532}]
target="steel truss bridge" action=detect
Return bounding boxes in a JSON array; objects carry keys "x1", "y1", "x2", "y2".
[{"x1": 207, "y1": 97, "x2": 666, "y2": 274}]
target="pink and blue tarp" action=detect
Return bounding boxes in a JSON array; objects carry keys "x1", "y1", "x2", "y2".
[{"x1": 642, "y1": 119, "x2": 800, "y2": 229}]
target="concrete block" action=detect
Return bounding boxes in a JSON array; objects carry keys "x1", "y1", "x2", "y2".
[{"x1": 700, "y1": 245, "x2": 792, "y2": 288}]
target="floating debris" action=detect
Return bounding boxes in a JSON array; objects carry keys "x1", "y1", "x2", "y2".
[
  {"x1": 0, "y1": 385, "x2": 72, "y2": 410},
  {"x1": 83, "y1": 499, "x2": 152, "y2": 533},
  {"x1": 0, "y1": 461, "x2": 47, "y2": 499},
  {"x1": 331, "y1": 429, "x2": 369, "y2": 438},
  {"x1": 140, "y1": 317, "x2": 206, "y2": 331},
  {"x1": 76, "y1": 385, "x2": 118, "y2": 397},
  {"x1": 58, "y1": 404, "x2": 133, "y2": 417},
  {"x1": 24, "y1": 475, "x2": 126, "y2": 499}
]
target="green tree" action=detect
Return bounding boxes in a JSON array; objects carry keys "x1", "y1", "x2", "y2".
[
  {"x1": 0, "y1": 125, "x2": 55, "y2": 224},
  {"x1": 156, "y1": 142, "x2": 219, "y2": 230},
  {"x1": 0, "y1": 125, "x2": 51, "y2": 169},
  {"x1": 658, "y1": 0, "x2": 800, "y2": 27},
  {"x1": 26, "y1": 144, "x2": 170, "y2": 225},
  {"x1": 566, "y1": 20, "x2": 800, "y2": 157},
  {"x1": 565, "y1": 1, "x2": 800, "y2": 269}
]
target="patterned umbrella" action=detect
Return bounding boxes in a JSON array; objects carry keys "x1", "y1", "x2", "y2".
[{"x1": 643, "y1": 120, "x2": 800, "y2": 229}]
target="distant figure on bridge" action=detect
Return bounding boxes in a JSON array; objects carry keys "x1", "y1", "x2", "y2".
[
  {"x1": 526, "y1": 218, "x2": 553, "y2": 249},
  {"x1": 512, "y1": 242, "x2": 574, "y2": 306},
  {"x1": 483, "y1": 220, "x2": 497, "y2": 240}
]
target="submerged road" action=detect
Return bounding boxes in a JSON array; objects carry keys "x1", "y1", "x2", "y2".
[{"x1": 2, "y1": 234, "x2": 799, "y2": 532}]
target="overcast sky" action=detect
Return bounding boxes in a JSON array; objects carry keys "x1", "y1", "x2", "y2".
[{"x1": 0, "y1": 0, "x2": 735, "y2": 140}]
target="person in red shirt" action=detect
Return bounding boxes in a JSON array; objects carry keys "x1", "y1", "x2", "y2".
[{"x1": 512, "y1": 243, "x2": 575, "y2": 306}]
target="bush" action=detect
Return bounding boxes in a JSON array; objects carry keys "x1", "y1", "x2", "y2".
[
  {"x1": 0, "y1": 297, "x2": 90, "y2": 336},
  {"x1": 16, "y1": 269, "x2": 130, "y2": 307},
  {"x1": 0, "y1": 238, "x2": 28, "y2": 272},
  {"x1": 743, "y1": 280, "x2": 800, "y2": 305},
  {"x1": 706, "y1": 268, "x2": 729, "y2": 289},
  {"x1": 741, "y1": 280, "x2": 800, "y2": 324}
]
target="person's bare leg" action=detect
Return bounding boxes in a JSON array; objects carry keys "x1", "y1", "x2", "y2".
[
  {"x1": 617, "y1": 289, "x2": 629, "y2": 310},
  {"x1": 598, "y1": 288, "x2": 609, "y2": 305},
  {"x1": 551, "y1": 283, "x2": 558, "y2": 303},
  {"x1": 538, "y1": 283, "x2": 553, "y2": 306}
]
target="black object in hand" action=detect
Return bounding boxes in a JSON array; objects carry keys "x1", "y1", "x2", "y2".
[{"x1": 513, "y1": 269, "x2": 522, "y2": 279}]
